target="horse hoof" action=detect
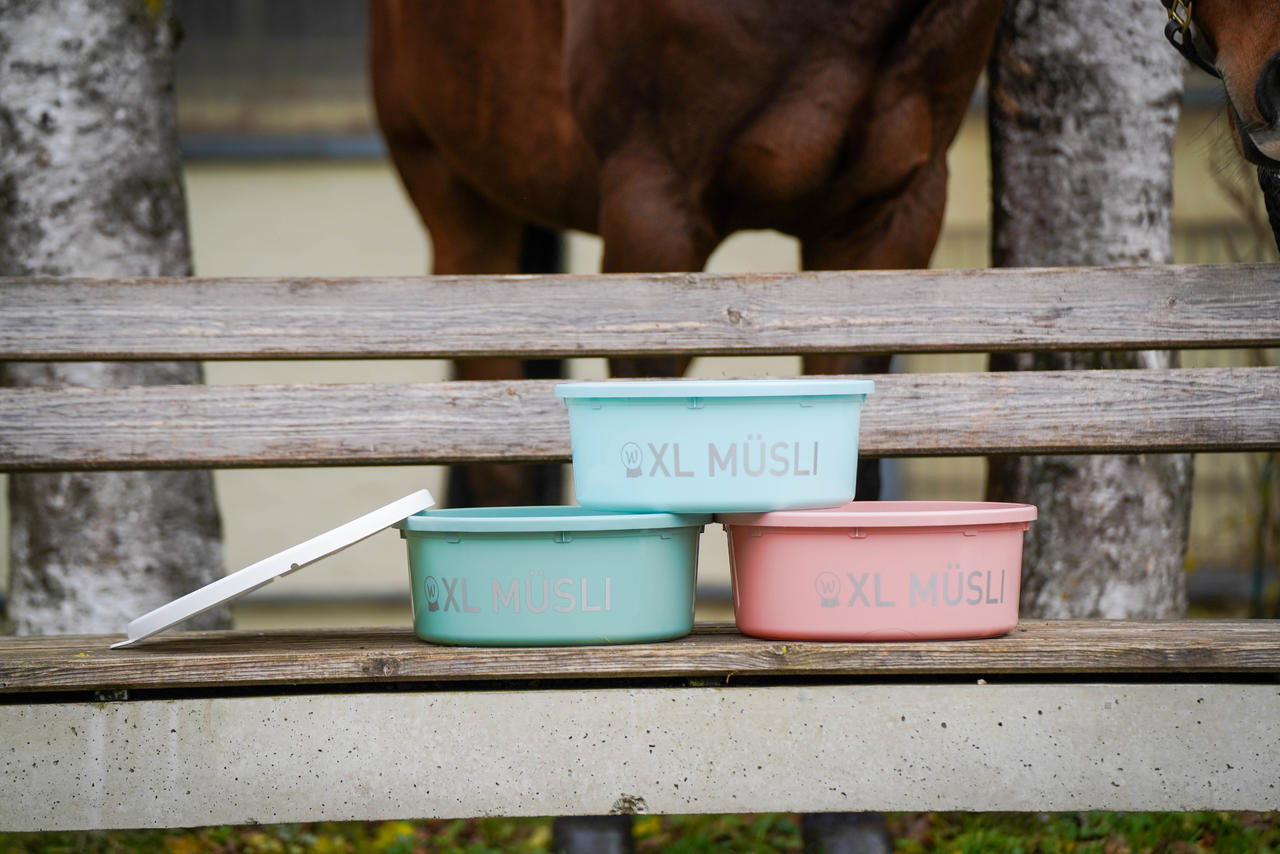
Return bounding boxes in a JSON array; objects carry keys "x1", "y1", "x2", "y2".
[
  {"x1": 802, "y1": 812, "x2": 892, "y2": 854},
  {"x1": 551, "y1": 815, "x2": 635, "y2": 854}
]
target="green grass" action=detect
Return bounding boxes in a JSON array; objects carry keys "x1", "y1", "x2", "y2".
[{"x1": 3, "y1": 812, "x2": 1279, "y2": 854}]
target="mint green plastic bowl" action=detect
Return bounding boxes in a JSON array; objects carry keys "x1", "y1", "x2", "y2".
[
  {"x1": 557, "y1": 379, "x2": 874, "y2": 512},
  {"x1": 395, "y1": 506, "x2": 710, "y2": 646}
]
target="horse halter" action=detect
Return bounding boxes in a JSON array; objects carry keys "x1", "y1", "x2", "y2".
[{"x1": 1160, "y1": 0, "x2": 1221, "y2": 78}]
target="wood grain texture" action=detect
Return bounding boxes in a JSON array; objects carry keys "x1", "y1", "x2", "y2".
[
  {"x1": 3, "y1": 264, "x2": 1279, "y2": 360},
  {"x1": 1, "y1": 620, "x2": 1277, "y2": 694},
  {"x1": 1, "y1": 367, "x2": 1276, "y2": 471}
]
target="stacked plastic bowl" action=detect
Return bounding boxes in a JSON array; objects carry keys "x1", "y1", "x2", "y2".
[{"x1": 397, "y1": 379, "x2": 1035, "y2": 645}]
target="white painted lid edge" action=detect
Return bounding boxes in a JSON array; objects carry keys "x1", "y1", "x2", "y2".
[{"x1": 110, "y1": 488, "x2": 435, "y2": 649}]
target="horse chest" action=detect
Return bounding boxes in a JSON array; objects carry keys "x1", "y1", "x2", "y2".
[
  {"x1": 714, "y1": 77, "x2": 936, "y2": 233},
  {"x1": 717, "y1": 64, "x2": 871, "y2": 209}
]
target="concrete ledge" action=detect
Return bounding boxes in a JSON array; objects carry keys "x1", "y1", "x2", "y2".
[{"x1": 3, "y1": 681, "x2": 1278, "y2": 830}]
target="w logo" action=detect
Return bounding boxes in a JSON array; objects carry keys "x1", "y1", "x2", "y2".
[
  {"x1": 620, "y1": 442, "x2": 644, "y2": 477},
  {"x1": 815, "y1": 572, "x2": 841, "y2": 608}
]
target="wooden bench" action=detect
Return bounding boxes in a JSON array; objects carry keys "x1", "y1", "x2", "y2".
[{"x1": 2, "y1": 263, "x2": 1279, "y2": 831}]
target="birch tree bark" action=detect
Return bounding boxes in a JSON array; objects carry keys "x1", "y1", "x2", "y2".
[
  {"x1": 0, "y1": 0, "x2": 226, "y2": 634},
  {"x1": 987, "y1": 0, "x2": 1191, "y2": 617}
]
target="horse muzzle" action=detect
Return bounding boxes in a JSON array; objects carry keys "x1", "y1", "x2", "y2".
[
  {"x1": 1259, "y1": 165, "x2": 1280, "y2": 254},
  {"x1": 1243, "y1": 52, "x2": 1280, "y2": 169},
  {"x1": 1240, "y1": 124, "x2": 1280, "y2": 170}
]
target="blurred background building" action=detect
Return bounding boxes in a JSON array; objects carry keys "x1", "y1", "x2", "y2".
[{"x1": 3, "y1": 0, "x2": 1275, "y2": 626}]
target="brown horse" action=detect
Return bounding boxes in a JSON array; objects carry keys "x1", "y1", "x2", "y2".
[
  {"x1": 1163, "y1": 0, "x2": 1280, "y2": 246},
  {"x1": 370, "y1": 0, "x2": 1005, "y2": 506}
]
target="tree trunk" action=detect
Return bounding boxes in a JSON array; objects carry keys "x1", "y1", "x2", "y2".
[
  {"x1": 987, "y1": 0, "x2": 1191, "y2": 618},
  {"x1": 0, "y1": 0, "x2": 226, "y2": 634}
]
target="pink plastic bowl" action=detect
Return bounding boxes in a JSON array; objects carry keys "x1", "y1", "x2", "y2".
[{"x1": 718, "y1": 501, "x2": 1037, "y2": 641}]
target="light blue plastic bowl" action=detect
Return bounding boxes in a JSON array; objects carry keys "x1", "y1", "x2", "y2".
[
  {"x1": 557, "y1": 379, "x2": 875, "y2": 512},
  {"x1": 395, "y1": 506, "x2": 710, "y2": 646}
]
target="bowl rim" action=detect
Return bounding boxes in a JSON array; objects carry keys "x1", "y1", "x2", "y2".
[
  {"x1": 396, "y1": 505, "x2": 712, "y2": 532},
  {"x1": 555, "y1": 378, "x2": 874, "y2": 399},
  {"x1": 717, "y1": 500, "x2": 1037, "y2": 528}
]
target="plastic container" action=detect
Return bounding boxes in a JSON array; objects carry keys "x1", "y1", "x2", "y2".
[
  {"x1": 395, "y1": 506, "x2": 710, "y2": 645},
  {"x1": 719, "y1": 501, "x2": 1037, "y2": 640},
  {"x1": 556, "y1": 379, "x2": 874, "y2": 512}
]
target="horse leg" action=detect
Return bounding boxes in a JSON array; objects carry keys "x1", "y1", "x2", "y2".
[
  {"x1": 544, "y1": 151, "x2": 714, "y2": 854},
  {"x1": 596, "y1": 149, "x2": 716, "y2": 380},
  {"x1": 798, "y1": 159, "x2": 948, "y2": 499},
  {"x1": 382, "y1": 133, "x2": 564, "y2": 507},
  {"x1": 802, "y1": 812, "x2": 893, "y2": 854},
  {"x1": 803, "y1": 350, "x2": 890, "y2": 502},
  {"x1": 793, "y1": 160, "x2": 950, "y2": 850}
]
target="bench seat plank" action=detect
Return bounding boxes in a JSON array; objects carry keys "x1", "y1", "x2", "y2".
[
  {"x1": 3, "y1": 620, "x2": 1278, "y2": 694},
  {"x1": 2, "y1": 366, "x2": 1276, "y2": 470},
  {"x1": 4, "y1": 264, "x2": 1279, "y2": 360}
]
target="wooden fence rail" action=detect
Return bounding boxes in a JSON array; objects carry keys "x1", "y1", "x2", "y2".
[
  {"x1": 3, "y1": 264, "x2": 1278, "y2": 360},
  {"x1": 2, "y1": 368, "x2": 1276, "y2": 470}
]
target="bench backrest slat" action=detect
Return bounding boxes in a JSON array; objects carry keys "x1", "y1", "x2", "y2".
[
  {"x1": 4, "y1": 264, "x2": 1279, "y2": 360},
  {"x1": 2, "y1": 367, "x2": 1275, "y2": 471}
]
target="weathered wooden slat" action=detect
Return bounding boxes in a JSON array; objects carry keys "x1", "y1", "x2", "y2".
[
  {"x1": 2, "y1": 620, "x2": 1277, "y2": 694},
  {"x1": 3, "y1": 264, "x2": 1278, "y2": 360},
  {"x1": 1, "y1": 367, "x2": 1275, "y2": 471}
]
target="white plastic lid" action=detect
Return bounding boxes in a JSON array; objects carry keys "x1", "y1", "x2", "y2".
[{"x1": 110, "y1": 488, "x2": 434, "y2": 648}]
